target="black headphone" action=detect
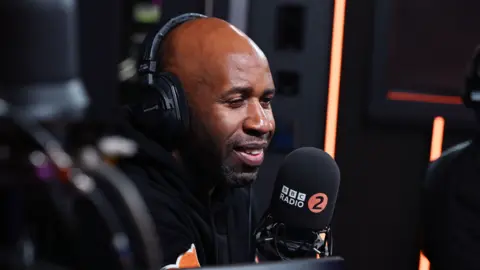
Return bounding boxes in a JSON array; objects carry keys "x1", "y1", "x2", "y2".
[
  {"x1": 463, "y1": 45, "x2": 480, "y2": 108},
  {"x1": 125, "y1": 13, "x2": 208, "y2": 150}
]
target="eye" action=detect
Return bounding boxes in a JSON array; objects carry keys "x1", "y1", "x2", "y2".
[
  {"x1": 260, "y1": 96, "x2": 274, "y2": 108},
  {"x1": 228, "y1": 98, "x2": 246, "y2": 108}
]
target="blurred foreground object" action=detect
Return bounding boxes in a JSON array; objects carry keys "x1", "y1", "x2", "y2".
[{"x1": 0, "y1": 0, "x2": 161, "y2": 269}]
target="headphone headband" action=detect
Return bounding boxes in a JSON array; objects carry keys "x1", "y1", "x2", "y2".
[{"x1": 138, "y1": 13, "x2": 207, "y2": 84}]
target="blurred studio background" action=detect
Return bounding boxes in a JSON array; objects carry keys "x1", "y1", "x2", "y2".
[{"x1": 79, "y1": 0, "x2": 480, "y2": 269}]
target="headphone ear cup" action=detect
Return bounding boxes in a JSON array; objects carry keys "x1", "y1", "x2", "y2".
[
  {"x1": 124, "y1": 73, "x2": 189, "y2": 150},
  {"x1": 123, "y1": 84, "x2": 176, "y2": 149},
  {"x1": 156, "y1": 72, "x2": 190, "y2": 131}
]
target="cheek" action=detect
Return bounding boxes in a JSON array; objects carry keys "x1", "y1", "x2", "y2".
[{"x1": 210, "y1": 108, "x2": 244, "y2": 143}]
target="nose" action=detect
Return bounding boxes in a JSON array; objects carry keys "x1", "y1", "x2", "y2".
[{"x1": 243, "y1": 101, "x2": 273, "y2": 136}]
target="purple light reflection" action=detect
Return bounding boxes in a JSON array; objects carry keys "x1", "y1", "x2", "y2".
[{"x1": 35, "y1": 162, "x2": 56, "y2": 181}]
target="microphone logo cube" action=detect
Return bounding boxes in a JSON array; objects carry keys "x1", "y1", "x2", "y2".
[{"x1": 279, "y1": 185, "x2": 306, "y2": 209}]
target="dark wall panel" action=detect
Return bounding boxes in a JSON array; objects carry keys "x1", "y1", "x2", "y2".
[{"x1": 78, "y1": 0, "x2": 121, "y2": 123}]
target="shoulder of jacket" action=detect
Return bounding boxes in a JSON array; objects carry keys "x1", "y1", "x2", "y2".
[{"x1": 425, "y1": 140, "x2": 473, "y2": 189}]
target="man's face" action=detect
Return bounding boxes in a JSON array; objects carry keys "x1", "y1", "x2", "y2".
[{"x1": 180, "y1": 49, "x2": 276, "y2": 187}]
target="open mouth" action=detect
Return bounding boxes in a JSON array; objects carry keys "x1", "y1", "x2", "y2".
[{"x1": 233, "y1": 144, "x2": 267, "y2": 167}]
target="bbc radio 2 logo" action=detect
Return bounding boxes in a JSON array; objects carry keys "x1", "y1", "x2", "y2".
[
  {"x1": 279, "y1": 185, "x2": 306, "y2": 208},
  {"x1": 279, "y1": 185, "x2": 329, "y2": 213}
]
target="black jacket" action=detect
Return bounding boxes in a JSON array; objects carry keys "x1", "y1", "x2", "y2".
[
  {"x1": 422, "y1": 137, "x2": 480, "y2": 270},
  {"x1": 117, "y1": 122, "x2": 257, "y2": 268}
]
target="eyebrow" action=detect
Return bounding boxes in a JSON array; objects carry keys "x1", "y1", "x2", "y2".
[
  {"x1": 264, "y1": 88, "x2": 276, "y2": 96},
  {"x1": 220, "y1": 87, "x2": 276, "y2": 98}
]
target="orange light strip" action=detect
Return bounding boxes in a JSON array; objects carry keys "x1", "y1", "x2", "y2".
[
  {"x1": 418, "y1": 116, "x2": 445, "y2": 270},
  {"x1": 324, "y1": 0, "x2": 347, "y2": 158},
  {"x1": 418, "y1": 252, "x2": 430, "y2": 270},
  {"x1": 429, "y1": 116, "x2": 445, "y2": 161},
  {"x1": 387, "y1": 91, "x2": 462, "y2": 105}
]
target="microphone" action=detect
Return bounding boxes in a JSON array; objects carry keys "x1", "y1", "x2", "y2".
[
  {"x1": 0, "y1": 0, "x2": 89, "y2": 123},
  {"x1": 255, "y1": 147, "x2": 340, "y2": 261}
]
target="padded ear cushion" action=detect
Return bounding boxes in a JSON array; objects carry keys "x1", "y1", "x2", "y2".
[
  {"x1": 155, "y1": 72, "x2": 190, "y2": 131},
  {"x1": 122, "y1": 72, "x2": 189, "y2": 150}
]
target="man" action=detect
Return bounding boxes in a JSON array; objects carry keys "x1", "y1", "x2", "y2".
[
  {"x1": 118, "y1": 15, "x2": 276, "y2": 268},
  {"x1": 421, "y1": 45, "x2": 480, "y2": 270}
]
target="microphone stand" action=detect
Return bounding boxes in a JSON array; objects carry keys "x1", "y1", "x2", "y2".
[{"x1": 254, "y1": 213, "x2": 334, "y2": 261}]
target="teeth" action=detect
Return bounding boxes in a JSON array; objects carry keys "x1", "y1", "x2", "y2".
[{"x1": 245, "y1": 149, "x2": 261, "y2": 155}]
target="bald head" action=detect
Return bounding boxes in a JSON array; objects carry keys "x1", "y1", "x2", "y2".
[
  {"x1": 158, "y1": 17, "x2": 268, "y2": 93},
  {"x1": 161, "y1": 17, "x2": 275, "y2": 187}
]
